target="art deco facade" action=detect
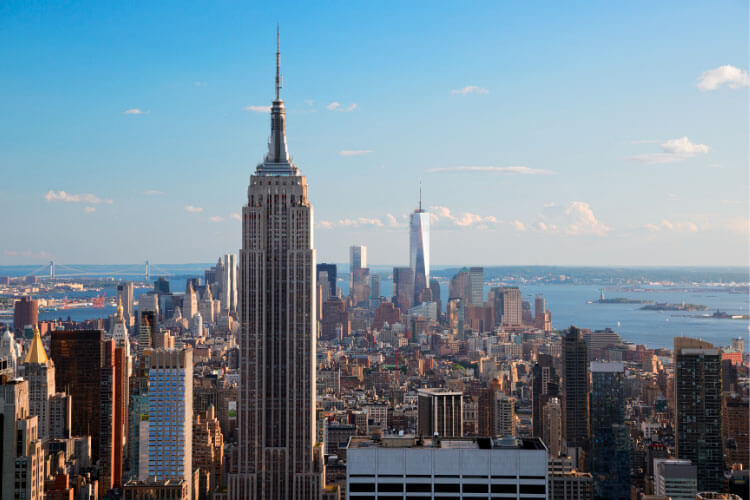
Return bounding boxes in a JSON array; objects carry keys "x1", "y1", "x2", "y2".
[{"x1": 229, "y1": 34, "x2": 321, "y2": 500}]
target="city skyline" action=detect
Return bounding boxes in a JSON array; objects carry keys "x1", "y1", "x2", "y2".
[{"x1": 1, "y1": 1, "x2": 748, "y2": 266}]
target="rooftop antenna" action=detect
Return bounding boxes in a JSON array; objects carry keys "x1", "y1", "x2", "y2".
[
  {"x1": 275, "y1": 24, "x2": 282, "y2": 101},
  {"x1": 419, "y1": 180, "x2": 422, "y2": 211}
]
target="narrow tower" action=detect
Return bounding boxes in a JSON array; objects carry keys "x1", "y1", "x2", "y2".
[
  {"x1": 410, "y1": 183, "x2": 430, "y2": 305},
  {"x1": 229, "y1": 31, "x2": 321, "y2": 500}
]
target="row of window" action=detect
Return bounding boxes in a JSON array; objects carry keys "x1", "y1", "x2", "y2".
[{"x1": 350, "y1": 483, "x2": 546, "y2": 495}]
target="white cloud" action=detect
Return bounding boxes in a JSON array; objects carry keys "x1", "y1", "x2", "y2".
[
  {"x1": 564, "y1": 202, "x2": 611, "y2": 236},
  {"x1": 429, "y1": 205, "x2": 498, "y2": 228},
  {"x1": 123, "y1": 108, "x2": 149, "y2": 115},
  {"x1": 245, "y1": 105, "x2": 271, "y2": 113},
  {"x1": 644, "y1": 219, "x2": 702, "y2": 233},
  {"x1": 45, "y1": 190, "x2": 112, "y2": 204},
  {"x1": 317, "y1": 220, "x2": 334, "y2": 229},
  {"x1": 697, "y1": 65, "x2": 750, "y2": 91},
  {"x1": 143, "y1": 190, "x2": 163, "y2": 196},
  {"x1": 725, "y1": 217, "x2": 749, "y2": 234},
  {"x1": 511, "y1": 220, "x2": 527, "y2": 232},
  {"x1": 326, "y1": 101, "x2": 357, "y2": 112},
  {"x1": 339, "y1": 150, "x2": 373, "y2": 157},
  {"x1": 209, "y1": 216, "x2": 223, "y2": 223},
  {"x1": 427, "y1": 165, "x2": 554, "y2": 175},
  {"x1": 230, "y1": 213, "x2": 241, "y2": 220},
  {"x1": 629, "y1": 136, "x2": 710, "y2": 164},
  {"x1": 527, "y1": 202, "x2": 609, "y2": 236},
  {"x1": 3, "y1": 249, "x2": 52, "y2": 259},
  {"x1": 385, "y1": 213, "x2": 406, "y2": 227},
  {"x1": 184, "y1": 205, "x2": 203, "y2": 213},
  {"x1": 84, "y1": 206, "x2": 96, "y2": 213},
  {"x1": 339, "y1": 217, "x2": 384, "y2": 228},
  {"x1": 451, "y1": 85, "x2": 489, "y2": 95}
]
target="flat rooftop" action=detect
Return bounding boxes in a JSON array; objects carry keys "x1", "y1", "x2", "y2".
[{"x1": 348, "y1": 435, "x2": 546, "y2": 451}]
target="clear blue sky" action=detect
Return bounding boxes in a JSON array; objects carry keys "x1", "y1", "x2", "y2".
[{"x1": 1, "y1": 1, "x2": 747, "y2": 266}]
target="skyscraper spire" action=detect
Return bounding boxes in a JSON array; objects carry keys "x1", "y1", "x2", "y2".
[
  {"x1": 259, "y1": 26, "x2": 294, "y2": 173},
  {"x1": 419, "y1": 180, "x2": 422, "y2": 211},
  {"x1": 275, "y1": 24, "x2": 282, "y2": 101}
]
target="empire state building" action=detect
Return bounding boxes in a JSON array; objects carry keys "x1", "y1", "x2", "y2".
[{"x1": 229, "y1": 33, "x2": 322, "y2": 500}]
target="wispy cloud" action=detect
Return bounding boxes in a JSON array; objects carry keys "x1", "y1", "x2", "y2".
[
  {"x1": 84, "y1": 206, "x2": 96, "y2": 213},
  {"x1": 644, "y1": 219, "x2": 703, "y2": 233},
  {"x1": 427, "y1": 165, "x2": 554, "y2": 175},
  {"x1": 629, "y1": 136, "x2": 710, "y2": 164},
  {"x1": 451, "y1": 85, "x2": 489, "y2": 95},
  {"x1": 430, "y1": 205, "x2": 498, "y2": 229},
  {"x1": 326, "y1": 102, "x2": 358, "y2": 112},
  {"x1": 339, "y1": 217, "x2": 384, "y2": 228},
  {"x1": 123, "y1": 108, "x2": 149, "y2": 115},
  {"x1": 725, "y1": 216, "x2": 749, "y2": 234},
  {"x1": 697, "y1": 65, "x2": 750, "y2": 91},
  {"x1": 184, "y1": 205, "x2": 203, "y2": 213},
  {"x1": 3, "y1": 249, "x2": 53, "y2": 259},
  {"x1": 511, "y1": 220, "x2": 527, "y2": 232},
  {"x1": 45, "y1": 190, "x2": 112, "y2": 204},
  {"x1": 143, "y1": 190, "x2": 163, "y2": 196},
  {"x1": 230, "y1": 213, "x2": 241, "y2": 221},
  {"x1": 245, "y1": 105, "x2": 271, "y2": 113},
  {"x1": 209, "y1": 215, "x2": 223, "y2": 223},
  {"x1": 339, "y1": 150, "x2": 373, "y2": 157}
]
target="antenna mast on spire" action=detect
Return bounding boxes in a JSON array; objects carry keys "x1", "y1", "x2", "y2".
[
  {"x1": 275, "y1": 25, "x2": 282, "y2": 101},
  {"x1": 419, "y1": 180, "x2": 422, "y2": 211}
]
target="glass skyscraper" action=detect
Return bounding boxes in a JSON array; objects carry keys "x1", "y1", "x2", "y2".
[{"x1": 409, "y1": 192, "x2": 429, "y2": 305}]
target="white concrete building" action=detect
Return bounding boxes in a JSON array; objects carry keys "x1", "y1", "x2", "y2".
[{"x1": 347, "y1": 435, "x2": 547, "y2": 498}]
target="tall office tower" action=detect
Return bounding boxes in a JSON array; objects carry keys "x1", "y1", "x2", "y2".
[
  {"x1": 488, "y1": 286, "x2": 522, "y2": 327},
  {"x1": 137, "y1": 311, "x2": 156, "y2": 357},
  {"x1": 429, "y1": 278, "x2": 441, "y2": 314},
  {"x1": 13, "y1": 296, "x2": 38, "y2": 334},
  {"x1": 532, "y1": 353, "x2": 559, "y2": 439},
  {"x1": 493, "y1": 393, "x2": 515, "y2": 437},
  {"x1": 110, "y1": 305, "x2": 131, "y2": 490},
  {"x1": 468, "y1": 267, "x2": 483, "y2": 305},
  {"x1": 193, "y1": 405, "x2": 225, "y2": 493},
  {"x1": 191, "y1": 312, "x2": 203, "y2": 338},
  {"x1": 673, "y1": 337, "x2": 723, "y2": 492},
  {"x1": 0, "y1": 376, "x2": 44, "y2": 500},
  {"x1": 409, "y1": 191, "x2": 430, "y2": 305},
  {"x1": 542, "y1": 397, "x2": 563, "y2": 457},
  {"x1": 590, "y1": 362, "x2": 629, "y2": 500},
  {"x1": 393, "y1": 266, "x2": 414, "y2": 312},
  {"x1": 230, "y1": 33, "x2": 322, "y2": 500},
  {"x1": 20, "y1": 326, "x2": 55, "y2": 441},
  {"x1": 199, "y1": 286, "x2": 215, "y2": 324},
  {"x1": 117, "y1": 282, "x2": 135, "y2": 327},
  {"x1": 653, "y1": 459, "x2": 697, "y2": 500},
  {"x1": 184, "y1": 281, "x2": 198, "y2": 322},
  {"x1": 220, "y1": 254, "x2": 238, "y2": 313},
  {"x1": 129, "y1": 361, "x2": 151, "y2": 481},
  {"x1": 349, "y1": 245, "x2": 366, "y2": 272},
  {"x1": 349, "y1": 267, "x2": 370, "y2": 306},
  {"x1": 0, "y1": 328, "x2": 18, "y2": 377},
  {"x1": 562, "y1": 326, "x2": 589, "y2": 469},
  {"x1": 534, "y1": 294, "x2": 552, "y2": 331},
  {"x1": 449, "y1": 268, "x2": 471, "y2": 301},
  {"x1": 316, "y1": 264, "x2": 337, "y2": 298},
  {"x1": 723, "y1": 394, "x2": 749, "y2": 469},
  {"x1": 154, "y1": 277, "x2": 170, "y2": 295},
  {"x1": 148, "y1": 348, "x2": 193, "y2": 497},
  {"x1": 417, "y1": 389, "x2": 463, "y2": 438},
  {"x1": 100, "y1": 339, "x2": 117, "y2": 495},
  {"x1": 49, "y1": 392, "x2": 72, "y2": 439},
  {"x1": 369, "y1": 273, "x2": 380, "y2": 300},
  {"x1": 50, "y1": 329, "x2": 110, "y2": 463}
]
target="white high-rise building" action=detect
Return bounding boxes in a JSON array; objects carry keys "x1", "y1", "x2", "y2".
[
  {"x1": 409, "y1": 188, "x2": 430, "y2": 305},
  {"x1": 350, "y1": 245, "x2": 367, "y2": 271},
  {"x1": 229, "y1": 31, "x2": 322, "y2": 500},
  {"x1": 220, "y1": 253, "x2": 238, "y2": 313},
  {"x1": 654, "y1": 459, "x2": 697, "y2": 500},
  {"x1": 20, "y1": 327, "x2": 54, "y2": 442},
  {"x1": 148, "y1": 348, "x2": 193, "y2": 497}
]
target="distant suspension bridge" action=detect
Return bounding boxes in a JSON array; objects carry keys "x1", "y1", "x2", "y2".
[{"x1": 23, "y1": 260, "x2": 175, "y2": 280}]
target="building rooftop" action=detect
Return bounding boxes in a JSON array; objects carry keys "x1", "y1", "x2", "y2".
[{"x1": 348, "y1": 435, "x2": 546, "y2": 451}]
